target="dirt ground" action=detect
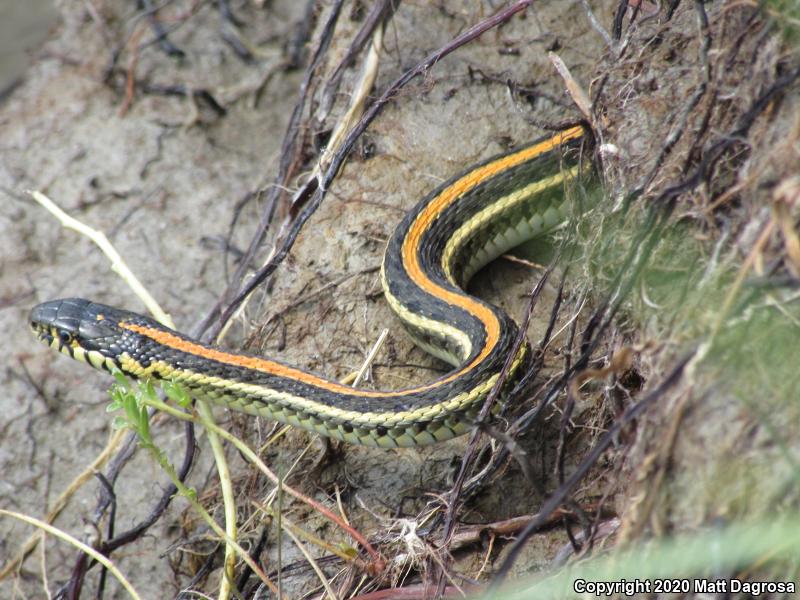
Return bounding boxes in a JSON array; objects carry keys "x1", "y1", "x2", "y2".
[
  {"x1": 2, "y1": 0, "x2": 798, "y2": 599},
  {"x1": 0, "y1": 1, "x2": 613, "y2": 597}
]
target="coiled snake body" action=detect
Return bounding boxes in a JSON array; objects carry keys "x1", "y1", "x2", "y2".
[{"x1": 30, "y1": 126, "x2": 588, "y2": 447}]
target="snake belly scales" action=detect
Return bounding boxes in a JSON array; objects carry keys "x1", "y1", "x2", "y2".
[{"x1": 30, "y1": 125, "x2": 588, "y2": 447}]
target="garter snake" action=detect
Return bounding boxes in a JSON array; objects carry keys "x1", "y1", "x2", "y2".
[{"x1": 30, "y1": 125, "x2": 589, "y2": 447}]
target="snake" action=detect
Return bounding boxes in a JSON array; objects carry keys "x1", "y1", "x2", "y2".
[{"x1": 30, "y1": 125, "x2": 589, "y2": 447}]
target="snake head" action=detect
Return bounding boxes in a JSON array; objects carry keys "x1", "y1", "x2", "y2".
[{"x1": 29, "y1": 298, "x2": 139, "y2": 372}]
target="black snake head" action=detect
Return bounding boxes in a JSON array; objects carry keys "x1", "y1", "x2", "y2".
[{"x1": 29, "y1": 298, "x2": 156, "y2": 372}]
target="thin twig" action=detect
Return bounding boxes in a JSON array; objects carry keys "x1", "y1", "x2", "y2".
[
  {"x1": 0, "y1": 510, "x2": 143, "y2": 600},
  {"x1": 194, "y1": 0, "x2": 348, "y2": 341},
  {"x1": 26, "y1": 191, "x2": 236, "y2": 599},
  {"x1": 436, "y1": 265, "x2": 553, "y2": 594},
  {"x1": 206, "y1": 0, "x2": 534, "y2": 339},
  {"x1": 214, "y1": 10, "x2": 388, "y2": 344},
  {"x1": 28, "y1": 191, "x2": 169, "y2": 324},
  {"x1": 99, "y1": 421, "x2": 194, "y2": 554},
  {"x1": 490, "y1": 351, "x2": 695, "y2": 587},
  {"x1": 0, "y1": 429, "x2": 126, "y2": 580},
  {"x1": 141, "y1": 394, "x2": 385, "y2": 572},
  {"x1": 137, "y1": 0, "x2": 185, "y2": 58},
  {"x1": 579, "y1": 0, "x2": 614, "y2": 52},
  {"x1": 638, "y1": 0, "x2": 712, "y2": 193},
  {"x1": 317, "y1": 0, "x2": 399, "y2": 125},
  {"x1": 549, "y1": 52, "x2": 592, "y2": 122},
  {"x1": 353, "y1": 329, "x2": 390, "y2": 388}
]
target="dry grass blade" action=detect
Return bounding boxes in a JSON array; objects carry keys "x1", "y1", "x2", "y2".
[
  {"x1": 0, "y1": 509, "x2": 143, "y2": 600},
  {"x1": 28, "y1": 191, "x2": 170, "y2": 325},
  {"x1": 26, "y1": 190, "x2": 239, "y2": 600},
  {"x1": 0, "y1": 429, "x2": 126, "y2": 580}
]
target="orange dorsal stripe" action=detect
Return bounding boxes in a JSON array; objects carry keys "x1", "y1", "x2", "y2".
[
  {"x1": 399, "y1": 126, "x2": 584, "y2": 377},
  {"x1": 120, "y1": 127, "x2": 583, "y2": 399}
]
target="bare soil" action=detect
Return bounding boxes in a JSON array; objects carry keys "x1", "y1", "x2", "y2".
[{"x1": 1, "y1": 0, "x2": 797, "y2": 598}]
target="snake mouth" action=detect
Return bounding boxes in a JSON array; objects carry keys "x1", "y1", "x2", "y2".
[
  {"x1": 29, "y1": 299, "x2": 119, "y2": 371},
  {"x1": 29, "y1": 321, "x2": 51, "y2": 343},
  {"x1": 31, "y1": 320, "x2": 118, "y2": 371},
  {"x1": 30, "y1": 301, "x2": 78, "y2": 355},
  {"x1": 30, "y1": 322, "x2": 76, "y2": 359}
]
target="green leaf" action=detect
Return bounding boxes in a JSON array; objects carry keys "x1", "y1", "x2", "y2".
[
  {"x1": 163, "y1": 380, "x2": 192, "y2": 408},
  {"x1": 138, "y1": 406, "x2": 151, "y2": 441},
  {"x1": 111, "y1": 368, "x2": 130, "y2": 390},
  {"x1": 142, "y1": 380, "x2": 156, "y2": 401},
  {"x1": 123, "y1": 393, "x2": 138, "y2": 423}
]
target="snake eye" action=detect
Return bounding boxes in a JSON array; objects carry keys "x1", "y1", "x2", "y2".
[{"x1": 58, "y1": 330, "x2": 73, "y2": 345}]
